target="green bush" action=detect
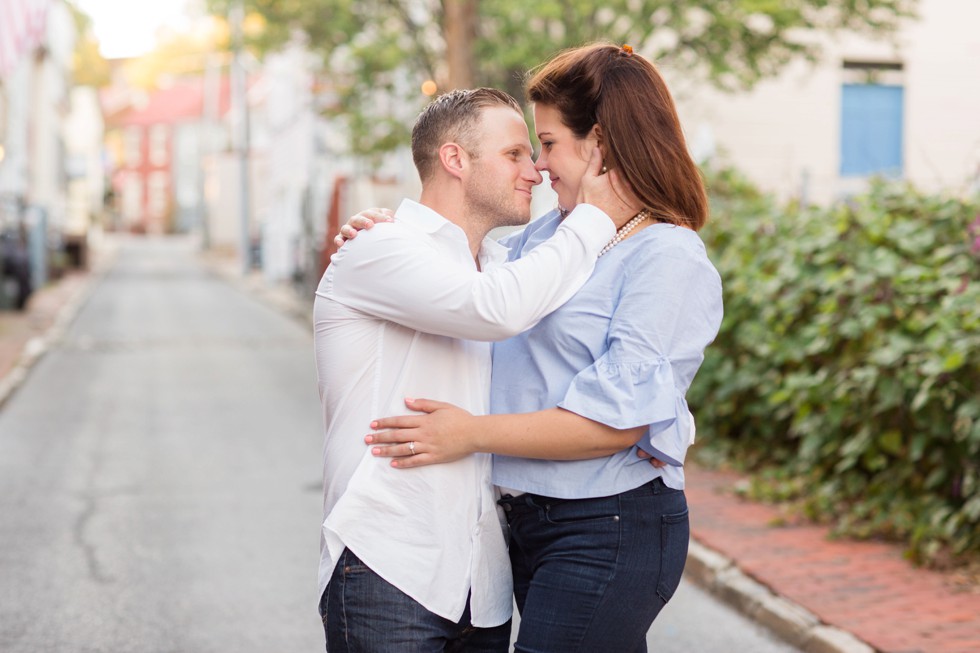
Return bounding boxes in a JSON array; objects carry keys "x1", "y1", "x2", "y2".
[{"x1": 692, "y1": 169, "x2": 980, "y2": 565}]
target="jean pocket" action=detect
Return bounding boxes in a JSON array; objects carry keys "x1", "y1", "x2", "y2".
[
  {"x1": 656, "y1": 509, "x2": 690, "y2": 602},
  {"x1": 339, "y1": 549, "x2": 370, "y2": 575},
  {"x1": 319, "y1": 586, "x2": 329, "y2": 627},
  {"x1": 542, "y1": 497, "x2": 621, "y2": 526}
]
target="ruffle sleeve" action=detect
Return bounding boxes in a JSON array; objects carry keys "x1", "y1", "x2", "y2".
[{"x1": 557, "y1": 355, "x2": 694, "y2": 467}]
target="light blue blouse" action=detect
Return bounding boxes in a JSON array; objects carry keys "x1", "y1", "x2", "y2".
[{"x1": 491, "y1": 209, "x2": 723, "y2": 498}]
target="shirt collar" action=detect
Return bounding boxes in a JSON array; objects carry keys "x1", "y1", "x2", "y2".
[
  {"x1": 395, "y1": 198, "x2": 461, "y2": 236},
  {"x1": 396, "y1": 198, "x2": 509, "y2": 268},
  {"x1": 478, "y1": 235, "x2": 509, "y2": 268}
]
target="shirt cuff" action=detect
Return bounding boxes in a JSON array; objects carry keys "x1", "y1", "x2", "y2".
[
  {"x1": 558, "y1": 204, "x2": 616, "y2": 254},
  {"x1": 637, "y1": 394, "x2": 693, "y2": 467},
  {"x1": 558, "y1": 358, "x2": 690, "y2": 467}
]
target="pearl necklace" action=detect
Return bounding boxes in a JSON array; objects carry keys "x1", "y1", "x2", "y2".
[{"x1": 598, "y1": 210, "x2": 651, "y2": 257}]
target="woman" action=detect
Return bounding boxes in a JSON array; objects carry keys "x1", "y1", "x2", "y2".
[{"x1": 346, "y1": 43, "x2": 722, "y2": 652}]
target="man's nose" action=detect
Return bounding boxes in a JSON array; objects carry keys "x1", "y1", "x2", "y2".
[{"x1": 525, "y1": 161, "x2": 543, "y2": 185}]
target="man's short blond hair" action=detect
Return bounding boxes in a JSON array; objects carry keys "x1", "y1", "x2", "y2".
[{"x1": 411, "y1": 88, "x2": 522, "y2": 182}]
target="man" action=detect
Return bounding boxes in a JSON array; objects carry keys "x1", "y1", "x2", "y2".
[{"x1": 313, "y1": 88, "x2": 624, "y2": 651}]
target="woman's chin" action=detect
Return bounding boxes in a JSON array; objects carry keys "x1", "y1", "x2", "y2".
[{"x1": 558, "y1": 196, "x2": 579, "y2": 213}]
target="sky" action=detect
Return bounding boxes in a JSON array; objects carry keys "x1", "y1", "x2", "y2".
[{"x1": 76, "y1": 0, "x2": 199, "y2": 59}]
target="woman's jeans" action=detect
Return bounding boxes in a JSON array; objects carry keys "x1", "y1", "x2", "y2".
[
  {"x1": 319, "y1": 548, "x2": 511, "y2": 652},
  {"x1": 499, "y1": 477, "x2": 689, "y2": 653}
]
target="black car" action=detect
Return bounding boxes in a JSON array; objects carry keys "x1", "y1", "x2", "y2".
[{"x1": 0, "y1": 228, "x2": 32, "y2": 310}]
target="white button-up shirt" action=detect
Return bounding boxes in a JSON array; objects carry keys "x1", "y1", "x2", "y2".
[{"x1": 313, "y1": 199, "x2": 614, "y2": 626}]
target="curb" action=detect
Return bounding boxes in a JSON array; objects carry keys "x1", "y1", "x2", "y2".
[
  {"x1": 205, "y1": 254, "x2": 879, "y2": 653},
  {"x1": 0, "y1": 242, "x2": 117, "y2": 411},
  {"x1": 204, "y1": 257, "x2": 314, "y2": 328},
  {"x1": 685, "y1": 541, "x2": 876, "y2": 653}
]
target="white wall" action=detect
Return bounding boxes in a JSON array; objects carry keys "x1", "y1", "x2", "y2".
[
  {"x1": 668, "y1": 0, "x2": 980, "y2": 204},
  {"x1": 28, "y1": 1, "x2": 75, "y2": 230},
  {"x1": 0, "y1": 63, "x2": 31, "y2": 207},
  {"x1": 902, "y1": 0, "x2": 980, "y2": 193},
  {"x1": 256, "y1": 45, "x2": 315, "y2": 282},
  {"x1": 205, "y1": 151, "x2": 263, "y2": 252},
  {"x1": 251, "y1": 43, "x2": 423, "y2": 283},
  {"x1": 65, "y1": 86, "x2": 105, "y2": 237}
]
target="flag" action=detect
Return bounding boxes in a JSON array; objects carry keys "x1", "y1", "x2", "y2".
[{"x1": 0, "y1": 0, "x2": 52, "y2": 79}]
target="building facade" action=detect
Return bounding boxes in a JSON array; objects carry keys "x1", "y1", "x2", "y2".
[
  {"x1": 0, "y1": 0, "x2": 88, "y2": 303},
  {"x1": 668, "y1": 0, "x2": 980, "y2": 204},
  {"x1": 104, "y1": 76, "x2": 231, "y2": 234}
]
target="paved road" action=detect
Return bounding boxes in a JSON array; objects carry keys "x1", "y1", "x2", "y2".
[{"x1": 0, "y1": 237, "x2": 799, "y2": 652}]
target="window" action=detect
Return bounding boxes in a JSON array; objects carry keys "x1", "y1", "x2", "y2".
[
  {"x1": 840, "y1": 62, "x2": 904, "y2": 178},
  {"x1": 122, "y1": 174, "x2": 143, "y2": 222},
  {"x1": 148, "y1": 171, "x2": 169, "y2": 219},
  {"x1": 124, "y1": 127, "x2": 142, "y2": 167},
  {"x1": 149, "y1": 124, "x2": 169, "y2": 167}
]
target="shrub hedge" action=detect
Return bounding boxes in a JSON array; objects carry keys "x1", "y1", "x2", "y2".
[{"x1": 692, "y1": 169, "x2": 980, "y2": 565}]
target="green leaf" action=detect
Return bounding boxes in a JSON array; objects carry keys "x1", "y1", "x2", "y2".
[
  {"x1": 942, "y1": 351, "x2": 965, "y2": 372},
  {"x1": 879, "y1": 430, "x2": 903, "y2": 456},
  {"x1": 212, "y1": 0, "x2": 917, "y2": 156},
  {"x1": 693, "y1": 169, "x2": 980, "y2": 565}
]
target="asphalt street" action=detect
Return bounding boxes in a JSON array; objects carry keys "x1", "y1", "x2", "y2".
[{"x1": 0, "y1": 237, "x2": 799, "y2": 652}]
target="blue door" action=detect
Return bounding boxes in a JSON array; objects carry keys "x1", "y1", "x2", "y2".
[{"x1": 840, "y1": 84, "x2": 904, "y2": 177}]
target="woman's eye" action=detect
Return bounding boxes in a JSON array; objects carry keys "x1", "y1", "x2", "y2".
[{"x1": 541, "y1": 141, "x2": 554, "y2": 150}]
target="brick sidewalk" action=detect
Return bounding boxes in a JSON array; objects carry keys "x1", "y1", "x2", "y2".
[
  {"x1": 687, "y1": 465, "x2": 980, "y2": 653},
  {"x1": 0, "y1": 238, "x2": 116, "y2": 407},
  {"x1": 0, "y1": 271, "x2": 90, "y2": 379}
]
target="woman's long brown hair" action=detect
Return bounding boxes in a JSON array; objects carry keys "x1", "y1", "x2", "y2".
[{"x1": 526, "y1": 43, "x2": 708, "y2": 231}]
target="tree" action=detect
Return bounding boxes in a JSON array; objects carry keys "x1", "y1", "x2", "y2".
[
  {"x1": 122, "y1": 19, "x2": 231, "y2": 90},
  {"x1": 67, "y1": 1, "x2": 110, "y2": 87},
  {"x1": 207, "y1": 0, "x2": 916, "y2": 159}
]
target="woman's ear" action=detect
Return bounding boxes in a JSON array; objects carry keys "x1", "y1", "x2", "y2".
[
  {"x1": 590, "y1": 123, "x2": 603, "y2": 146},
  {"x1": 589, "y1": 124, "x2": 607, "y2": 171},
  {"x1": 438, "y1": 142, "x2": 468, "y2": 180}
]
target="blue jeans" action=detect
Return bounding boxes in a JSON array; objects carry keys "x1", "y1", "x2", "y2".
[
  {"x1": 319, "y1": 548, "x2": 512, "y2": 652},
  {"x1": 499, "y1": 478, "x2": 689, "y2": 653}
]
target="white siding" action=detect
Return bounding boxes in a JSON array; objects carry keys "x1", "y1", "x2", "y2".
[{"x1": 668, "y1": 0, "x2": 980, "y2": 203}]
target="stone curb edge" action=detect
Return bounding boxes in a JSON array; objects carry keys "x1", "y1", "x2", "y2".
[
  {"x1": 205, "y1": 262, "x2": 315, "y2": 328},
  {"x1": 685, "y1": 540, "x2": 877, "y2": 653},
  {"x1": 205, "y1": 257, "x2": 880, "y2": 653},
  {"x1": 0, "y1": 243, "x2": 119, "y2": 412}
]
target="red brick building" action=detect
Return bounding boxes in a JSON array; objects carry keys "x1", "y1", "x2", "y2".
[{"x1": 103, "y1": 78, "x2": 231, "y2": 234}]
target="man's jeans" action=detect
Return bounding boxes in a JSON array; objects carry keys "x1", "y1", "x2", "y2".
[
  {"x1": 500, "y1": 477, "x2": 689, "y2": 653},
  {"x1": 319, "y1": 548, "x2": 511, "y2": 652}
]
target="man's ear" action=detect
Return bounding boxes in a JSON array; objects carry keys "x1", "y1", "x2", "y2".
[{"x1": 438, "y1": 142, "x2": 468, "y2": 180}]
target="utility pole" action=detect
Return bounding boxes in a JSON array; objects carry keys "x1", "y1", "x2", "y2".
[
  {"x1": 199, "y1": 54, "x2": 220, "y2": 250},
  {"x1": 231, "y1": 0, "x2": 251, "y2": 275},
  {"x1": 444, "y1": 0, "x2": 477, "y2": 89}
]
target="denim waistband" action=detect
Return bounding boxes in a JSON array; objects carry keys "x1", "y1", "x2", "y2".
[{"x1": 497, "y1": 477, "x2": 671, "y2": 509}]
